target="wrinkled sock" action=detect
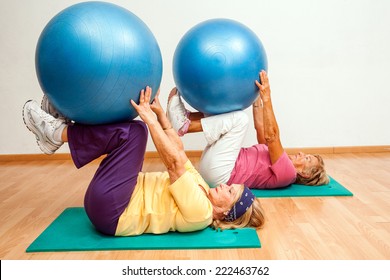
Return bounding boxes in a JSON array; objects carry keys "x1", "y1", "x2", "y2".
[{"x1": 53, "y1": 123, "x2": 66, "y2": 143}]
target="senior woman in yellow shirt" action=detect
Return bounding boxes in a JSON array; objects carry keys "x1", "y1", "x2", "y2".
[{"x1": 22, "y1": 86, "x2": 265, "y2": 236}]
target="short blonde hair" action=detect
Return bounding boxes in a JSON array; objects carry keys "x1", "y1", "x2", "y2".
[
  {"x1": 295, "y1": 154, "x2": 329, "y2": 186},
  {"x1": 211, "y1": 185, "x2": 265, "y2": 230}
]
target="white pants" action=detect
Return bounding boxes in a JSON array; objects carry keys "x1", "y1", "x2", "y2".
[{"x1": 199, "y1": 111, "x2": 249, "y2": 187}]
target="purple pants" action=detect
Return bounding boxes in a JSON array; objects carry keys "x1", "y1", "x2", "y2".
[{"x1": 67, "y1": 120, "x2": 148, "y2": 235}]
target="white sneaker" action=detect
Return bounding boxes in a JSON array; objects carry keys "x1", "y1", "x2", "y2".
[
  {"x1": 23, "y1": 100, "x2": 65, "y2": 154},
  {"x1": 41, "y1": 95, "x2": 71, "y2": 123},
  {"x1": 166, "y1": 90, "x2": 190, "y2": 136}
]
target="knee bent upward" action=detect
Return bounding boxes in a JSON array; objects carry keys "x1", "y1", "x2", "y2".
[
  {"x1": 232, "y1": 110, "x2": 249, "y2": 128},
  {"x1": 84, "y1": 120, "x2": 149, "y2": 235}
]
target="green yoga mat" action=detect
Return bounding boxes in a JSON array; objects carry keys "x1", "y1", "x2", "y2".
[
  {"x1": 26, "y1": 207, "x2": 260, "y2": 252},
  {"x1": 252, "y1": 176, "x2": 353, "y2": 197}
]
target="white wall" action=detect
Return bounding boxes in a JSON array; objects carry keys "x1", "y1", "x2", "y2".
[{"x1": 1, "y1": 0, "x2": 389, "y2": 155}]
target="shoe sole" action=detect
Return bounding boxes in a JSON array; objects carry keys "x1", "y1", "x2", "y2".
[
  {"x1": 41, "y1": 95, "x2": 48, "y2": 112},
  {"x1": 22, "y1": 100, "x2": 55, "y2": 155},
  {"x1": 166, "y1": 92, "x2": 181, "y2": 123},
  {"x1": 166, "y1": 94, "x2": 190, "y2": 136}
]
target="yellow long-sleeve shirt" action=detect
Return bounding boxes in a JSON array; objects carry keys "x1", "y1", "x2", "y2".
[{"x1": 115, "y1": 161, "x2": 213, "y2": 236}]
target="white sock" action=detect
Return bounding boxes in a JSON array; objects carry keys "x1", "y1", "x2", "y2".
[{"x1": 53, "y1": 124, "x2": 66, "y2": 143}]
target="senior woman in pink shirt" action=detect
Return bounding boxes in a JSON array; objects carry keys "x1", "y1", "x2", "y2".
[{"x1": 167, "y1": 71, "x2": 329, "y2": 189}]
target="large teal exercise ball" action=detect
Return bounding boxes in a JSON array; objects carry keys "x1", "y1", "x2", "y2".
[
  {"x1": 36, "y1": 1, "x2": 163, "y2": 124},
  {"x1": 173, "y1": 19, "x2": 267, "y2": 115}
]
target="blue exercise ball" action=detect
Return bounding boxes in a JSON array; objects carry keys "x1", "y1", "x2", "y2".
[
  {"x1": 36, "y1": 1, "x2": 162, "y2": 124},
  {"x1": 173, "y1": 19, "x2": 267, "y2": 115}
]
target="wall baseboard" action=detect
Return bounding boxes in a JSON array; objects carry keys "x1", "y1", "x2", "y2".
[
  {"x1": 1, "y1": 146, "x2": 389, "y2": 162},
  {"x1": 285, "y1": 145, "x2": 390, "y2": 154}
]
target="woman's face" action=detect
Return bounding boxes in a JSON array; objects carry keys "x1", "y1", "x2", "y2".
[
  {"x1": 208, "y1": 183, "x2": 242, "y2": 211},
  {"x1": 289, "y1": 152, "x2": 319, "y2": 173}
]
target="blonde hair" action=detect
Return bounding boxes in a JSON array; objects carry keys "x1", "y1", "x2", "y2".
[
  {"x1": 295, "y1": 154, "x2": 329, "y2": 186},
  {"x1": 211, "y1": 185, "x2": 265, "y2": 230}
]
